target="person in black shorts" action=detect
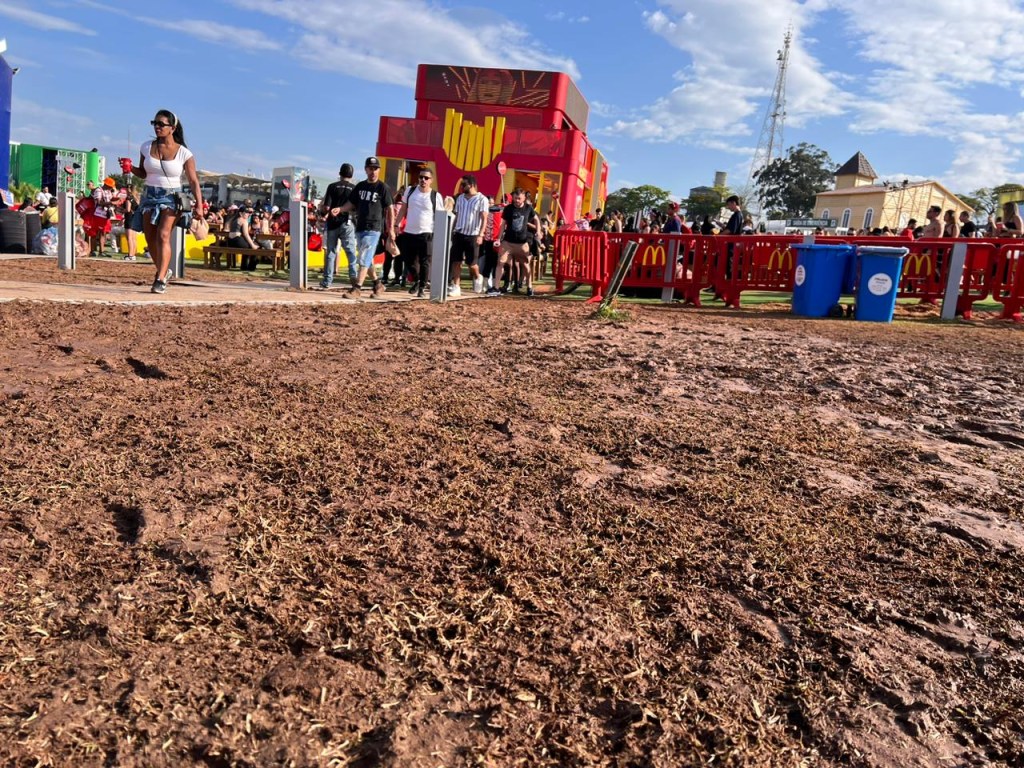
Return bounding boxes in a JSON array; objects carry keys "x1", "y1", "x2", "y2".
[{"x1": 448, "y1": 174, "x2": 489, "y2": 296}]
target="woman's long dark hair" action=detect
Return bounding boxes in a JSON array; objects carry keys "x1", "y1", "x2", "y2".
[{"x1": 155, "y1": 109, "x2": 187, "y2": 147}]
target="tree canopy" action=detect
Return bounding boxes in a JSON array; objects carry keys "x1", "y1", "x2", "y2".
[
  {"x1": 604, "y1": 184, "x2": 672, "y2": 217},
  {"x1": 682, "y1": 185, "x2": 732, "y2": 222},
  {"x1": 753, "y1": 143, "x2": 836, "y2": 218}
]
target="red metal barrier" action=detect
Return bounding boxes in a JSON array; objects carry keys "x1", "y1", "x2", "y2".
[
  {"x1": 552, "y1": 230, "x2": 608, "y2": 301},
  {"x1": 713, "y1": 235, "x2": 804, "y2": 307},
  {"x1": 991, "y1": 243, "x2": 1024, "y2": 322},
  {"x1": 555, "y1": 231, "x2": 1022, "y2": 318}
]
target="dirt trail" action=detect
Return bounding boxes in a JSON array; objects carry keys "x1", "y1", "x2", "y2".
[{"x1": 1, "y1": 292, "x2": 1022, "y2": 767}]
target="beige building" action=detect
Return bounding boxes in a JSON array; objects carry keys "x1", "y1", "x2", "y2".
[{"x1": 814, "y1": 152, "x2": 971, "y2": 232}]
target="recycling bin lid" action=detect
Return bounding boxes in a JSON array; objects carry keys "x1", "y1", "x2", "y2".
[{"x1": 856, "y1": 245, "x2": 909, "y2": 257}]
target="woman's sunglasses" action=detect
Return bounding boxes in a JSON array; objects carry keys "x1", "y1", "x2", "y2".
[{"x1": 151, "y1": 121, "x2": 173, "y2": 129}]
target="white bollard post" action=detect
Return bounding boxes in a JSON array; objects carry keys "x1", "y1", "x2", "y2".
[
  {"x1": 170, "y1": 226, "x2": 185, "y2": 279},
  {"x1": 661, "y1": 238, "x2": 678, "y2": 303},
  {"x1": 289, "y1": 200, "x2": 308, "y2": 290},
  {"x1": 57, "y1": 192, "x2": 75, "y2": 270},
  {"x1": 429, "y1": 209, "x2": 454, "y2": 302},
  {"x1": 941, "y1": 242, "x2": 968, "y2": 321}
]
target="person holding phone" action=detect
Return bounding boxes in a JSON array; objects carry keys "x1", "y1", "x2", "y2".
[{"x1": 127, "y1": 109, "x2": 204, "y2": 293}]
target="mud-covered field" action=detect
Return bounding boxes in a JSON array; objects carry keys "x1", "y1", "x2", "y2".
[{"x1": 1, "y1": 271, "x2": 1023, "y2": 766}]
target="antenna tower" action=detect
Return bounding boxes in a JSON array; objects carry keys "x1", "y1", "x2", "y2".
[{"x1": 745, "y1": 26, "x2": 792, "y2": 217}]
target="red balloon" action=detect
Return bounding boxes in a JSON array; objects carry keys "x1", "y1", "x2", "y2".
[
  {"x1": 64, "y1": 165, "x2": 74, "y2": 174},
  {"x1": 281, "y1": 179, "x2": 291, "y2": 189}
]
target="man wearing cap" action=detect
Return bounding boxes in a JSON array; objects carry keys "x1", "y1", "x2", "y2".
[
  {"x1": 662, "y1": 202, "x2": 686, "y2": 234},
  {"x1": 338, "y1": 157, "x2": 394, "y2": 298},
  {"x1": 318, "y1": 162, "x2": 357, "y2": 290},
  {"x1": 396, "y1": 167, "x2": 445, "y2": 298}
]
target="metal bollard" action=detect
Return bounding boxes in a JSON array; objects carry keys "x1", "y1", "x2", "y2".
[
  {"x1": 941, "y1": 242, "x2": 968, "y2": 321},
  {"x1": 429, "y1": 209, "x2": 454, "y2": 302},
  {"x1": 57, "y1": 192, "x2": 75, "y2": 270},
  {"x1": 170, "y1": 226, "x2": 185, "y2": 279},
  {"x1": 289, "y1": 199, "x2": 308, "y2": 290}
]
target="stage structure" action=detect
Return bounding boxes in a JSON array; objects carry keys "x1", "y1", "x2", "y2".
[{"x1": 376, "y1": 64, "x2": 607, "y2": 223}]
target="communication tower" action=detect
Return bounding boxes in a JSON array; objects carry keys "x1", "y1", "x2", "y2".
[{"x1": 745, "y1": 27, "x2": 792, "y2": 217}]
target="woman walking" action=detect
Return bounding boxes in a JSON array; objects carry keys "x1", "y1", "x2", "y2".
[{"x1": 128, "y1": 109, "x2": 204, "y2": 293}]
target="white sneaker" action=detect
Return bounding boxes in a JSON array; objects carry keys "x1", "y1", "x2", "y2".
[
  {"x1": 473, "y1": 275, "x2": 484, "y2": 293},
  {"x1": 448, "y1": 282, "x2": 462, "y2": 297}
]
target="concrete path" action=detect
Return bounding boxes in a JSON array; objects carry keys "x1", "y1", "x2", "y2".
[{"x1": 0, "y1": 276, "x2": 482, "y2": 306}]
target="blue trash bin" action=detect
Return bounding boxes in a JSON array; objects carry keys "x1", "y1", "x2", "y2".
[
  {"x1": 791, "y1": 244, "x2": 855, "y2": 317},
  {"x1": 855, "y1": 246, "x2": 908, "y2": 323}
]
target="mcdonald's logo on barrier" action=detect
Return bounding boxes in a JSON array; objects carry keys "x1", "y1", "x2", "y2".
[
  {"x1": 571, "y1": 241, "x2": 585, "y2": 263},
  {"x1": 903, "y1": 251, "x2": 933, "y2": 276},
  {"x1": 640, "y1": 243, "x2": 667, "y2": 266},
  {"x1": 766, "y1": 247, "x2": 794, "y2": 271}
]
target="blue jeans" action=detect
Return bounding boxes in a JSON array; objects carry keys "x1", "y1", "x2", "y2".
[
  {"x1": 322, "y1": 221, "x2": 356, "y2": 286},
  {"x1": 354, "y1": 230, "x2": 381, "y2": 271}
]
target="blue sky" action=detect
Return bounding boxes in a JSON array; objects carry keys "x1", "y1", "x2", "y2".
[{"x1": 4, "y1": 0, "x2": 1024, "y2": 200}]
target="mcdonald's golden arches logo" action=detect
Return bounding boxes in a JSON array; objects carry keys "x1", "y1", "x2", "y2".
[
  {"x1": 903, "y1": 251, "x2": 933, "y2": 276},
  {"x1": 640, "y1": 243, "x2": 667, "y2": 266},
  {"x1": 766, "y1": 247, "x2": 794, "y2": 271}
]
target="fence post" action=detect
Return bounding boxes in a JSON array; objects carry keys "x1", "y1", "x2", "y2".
[
  {"x1": 430, "y1": 209, "x2": 454, "y2": 302},
  {"x1": 289, "y1": 199, "x2": 308, "y2": 290},
  {"x1": 57, "y1": 192, "x2": 75, "y2": 270},
  {"x1": 170, "y1": 226, "x2": 185, "y2": 279},
  {"x1": 661, "y1": 237, "x2": 677, "y2": 303},
  {"x1": 941, "y1": 242, "x2": 968, "y2": 320}
]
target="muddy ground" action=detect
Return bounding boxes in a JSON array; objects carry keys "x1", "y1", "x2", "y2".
[{"x1": 1, "y1": 261, "x2": 1023, "y2": 767}]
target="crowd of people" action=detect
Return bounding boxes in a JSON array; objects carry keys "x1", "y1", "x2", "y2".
[
  {"x1": 10, "y1": 108, "x2": 1024, "y2": 297},
  {"x1": 307, "y1": 159, "x2": 555, "y2": 298}
]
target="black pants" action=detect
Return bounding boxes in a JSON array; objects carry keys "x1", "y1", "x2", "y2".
[
  {"x1": 400, "y1": 232, "x2": 432, "y2": 285},
  {"x1": 227, "y1": 236, "x2": 257, "y2": 270},
  {"x1": 480, "y1": 240, "x2": 498, "y2": 279}
]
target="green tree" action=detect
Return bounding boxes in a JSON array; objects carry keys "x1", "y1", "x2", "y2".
[
  {"x1": 603, "y1": 184, "x2": 672, "y2": 218},
  {"x1": 9, "y1": 180, "x2": 38, "y2": 204},
  {"x1": 682, "y1": 184, "x2": 732, "y2": 221},
  {"x1": 753, "y1": 143, "x2": 836, "y2": 217}
]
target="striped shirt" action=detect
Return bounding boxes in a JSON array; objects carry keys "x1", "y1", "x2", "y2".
[{"x1": 453, "y1": 192, "x2": 488, "y2": 236}]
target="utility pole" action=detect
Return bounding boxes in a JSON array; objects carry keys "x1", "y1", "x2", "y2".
[{"x1": 744, "y1": 26, "x2": 792, "y2": 220}]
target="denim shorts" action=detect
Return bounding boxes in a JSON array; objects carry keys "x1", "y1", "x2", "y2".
[
  {"x1": 355, "y1": 230, "x2": 382, "y2": 269},
  {"x1": 130, "y1": 185, "x2": 181, "y2": 231}
]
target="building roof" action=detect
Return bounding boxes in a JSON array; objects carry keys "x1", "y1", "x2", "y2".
[
  {"x1": 816, "y1": 179, "x2": 974, "y2": 212},
  {"x1": 835, "y1": 152, "x2": 877, "y2": 179}
]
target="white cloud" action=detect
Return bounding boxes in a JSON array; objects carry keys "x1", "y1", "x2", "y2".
[
  {"x1": 227, "y1": 0, "x2": 580, "y2": 85},
  {"x1": 545, "y1": 11, "x2": 589, "y2": 23},
  {"x1": 609, "y1": 1, "x2": 847, "y2": 147},
  {"x1": 146, "y1": 19, "x2": 280, "y2": 52},
  {"x1": 611, "y1": 0, "x2": 1024, "y2": 189},
  {"x1": 945, "y1": 133, "x2": 1024, "y2": 192},
  {"x1": 823, "y1": 0, "x2": 1024, "y2": 188},
  {"x1": 75, "y1": 0, "x2": 279, "y2": 52},
  {"x1": 12, "y1": 97, "x2": 93, "y2": 129},
  {"x1": 0, "y1": 6, "x2": 95, "y2": 35}
]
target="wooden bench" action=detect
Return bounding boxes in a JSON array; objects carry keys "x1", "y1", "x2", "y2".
[{"x1": 203, "y1": 232, "x2": 290, "y2": 271}]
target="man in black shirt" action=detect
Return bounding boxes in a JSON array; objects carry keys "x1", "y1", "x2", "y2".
[
  {"x1": 958, "y1": 211, "x2": 977, "y2": 238},
  {"x1": 338, "y1": 156, "x2": 395, "y2": 298},
  {"x1": 491, "y1": 187, "x2": 539, "y2": 296},
  {"x1": 318, "y1": 162, "x2": 357, "y2": 289}
]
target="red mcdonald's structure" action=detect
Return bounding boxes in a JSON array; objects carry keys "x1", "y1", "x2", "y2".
[{"x1": 375, "y1": 64, "x2": 607, "y2": 223}]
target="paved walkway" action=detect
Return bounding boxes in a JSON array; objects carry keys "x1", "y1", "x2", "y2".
[
  {"x1": 0, "y1": 256, "x2": 490, "y2": 306},
  {"x1": 0, "y1": 279, "x2": 445, "y2": 306}
]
